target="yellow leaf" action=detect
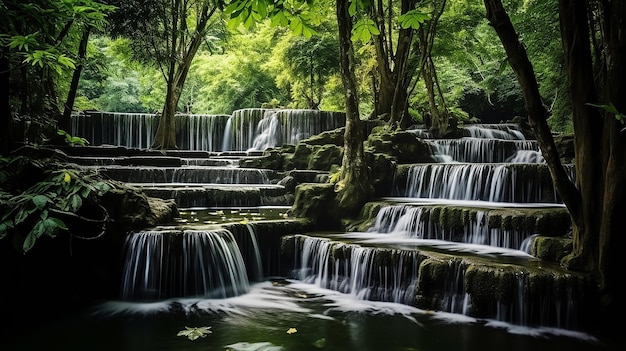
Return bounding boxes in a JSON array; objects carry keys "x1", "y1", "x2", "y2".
[
  {"x1": 287, "y1": 327, "x2": 297, "y2": 334},
  {"x1": 63, "y1": 172, "x2": 71, "y2": 184},
  {"x1": 240, "y1": 218, "x2": 248, "y2": 224}
]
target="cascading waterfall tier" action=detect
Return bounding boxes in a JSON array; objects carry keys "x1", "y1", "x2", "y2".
[
  {"x1": 90, "y1": 165, "x2": 273, "y2": 184},
  {"x1": 120, "y1": 229, "x2": 254, "y2": 300},
  {"x1": 222, "y1": 108, "x2": 346, "y2": 151},
  {"x1": 72, "y1": 109, "x2": 346, "y2": 151},
  {"x1": 285, "y1": 234, "x2": 588, "y2": 329},
  {"x1": 367, "y1": 203, "x2": 570, "y2": 250},
  {"x1": 289, "y1": 234, "x2": 421, "y2": 305},
  {"x1": 426, "y1": 138, "x2": 541, "y2": 163},
  {"x1": 394, "y1": 163, "x2": 575, "y2": 203}
]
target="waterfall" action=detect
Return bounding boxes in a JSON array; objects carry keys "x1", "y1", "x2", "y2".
[
  {"x1": 71, "y1": 109, "x2": 345, "y2": 151},
  {"x1": 221, "y1": 116, "x2": 233, "y2": 151},
  {"x1": 176, "y1": 114, "x2": 230, "y2": 151},
  {"x1": 368, "y1": 204, "x2": 548, "y2": 250},
  {"x1": 460, "y1": 124, "x2": 526, "y2": 140},
  {"x1": 94, "y1": 165, "x2": 272, "y2": 184},
  {"x1": 399, "y1": 163, "x2": 573, "y2": 203},
  {"x1": 119, "y1": 229, "x2": 250, "y2": 300},
  {"x1": 293, "y1": 235, "x2": 421, "y2": 304},
  {"x1": 426, "y1": 139, "x2": 540, "y2": 163},
  {"x1": 249, "y1": 111, "x2": 281, "y2": 151}
]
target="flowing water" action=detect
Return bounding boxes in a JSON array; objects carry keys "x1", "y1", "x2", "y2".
[{"x1": 7, "y1": 116, "x2": 618, "y2": 350}]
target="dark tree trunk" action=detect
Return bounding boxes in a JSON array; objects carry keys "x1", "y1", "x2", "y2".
[
  {"x1": 61, "y1": 26, "x2": 91, "y2": 133},
  {"x1": 558, "y1": 0, "x2": 626, "y2": 335},
  {"x1": 484, "y1": 0, "x2": 626, "y2": 336},
  {"x1": 335, "y1": 0, "x2": 373, "y2": 215}
]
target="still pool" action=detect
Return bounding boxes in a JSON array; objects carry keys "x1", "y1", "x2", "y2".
[{"x1": 2, "y1": 280, "x2": 618, "y2": 351}]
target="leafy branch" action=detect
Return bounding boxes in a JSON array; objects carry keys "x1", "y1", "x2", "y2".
[{"x1": 0, "y1": 156, "x2": 116, "y2": 254}]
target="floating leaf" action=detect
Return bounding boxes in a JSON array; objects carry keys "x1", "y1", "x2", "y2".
[
  {"x1": 177, "y1": 326, "x2": 212, "y2": 341},
  {"x1": 287, "y1": 327, "x2": 297, "y2": 334}
]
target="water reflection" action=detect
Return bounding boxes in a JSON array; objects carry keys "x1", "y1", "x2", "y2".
[{"x1": 4, "y1": 281, "x2": 612, "y2": 351}]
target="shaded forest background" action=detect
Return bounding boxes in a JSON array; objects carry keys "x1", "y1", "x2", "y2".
[{"x1": 3, "y1": 0, "x2": 571, "y2": 132}]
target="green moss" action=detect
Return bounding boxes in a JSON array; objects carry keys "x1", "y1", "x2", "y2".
[
  {"x1": 308, "y1": 144, "x2": 343, "y2": 171},
  {"x1": 531, "y1": 235, "x2": 572, "y2": 262},
  {"x1": 290, "y1": 183, "x2": 340, "y2": 230}
]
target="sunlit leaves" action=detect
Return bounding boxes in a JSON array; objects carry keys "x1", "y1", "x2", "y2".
[
  {"x1": 224, "y1": 0, "x2": 318, "y2": 38},
  {"x1": 177, "y1": 326, "x2": 212, "y2": 341},
  {"x1": 351, "y1": 19, "x2": 379, "y2": 43},
  {"x1": 397, "y1": 10, "x2": 429, "y2": 30}
]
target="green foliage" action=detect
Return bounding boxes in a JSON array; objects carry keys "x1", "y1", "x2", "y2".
[
  {"x1": 224, "y1": 0, "x2": 320, "y2": 38},
  {"x1": 0, "y1": 156, "x2": 115, "y2": 254},
  {"x1": 351, "y1": 19, "x2": 379, "y2": 43},
  {"x1": 397, "y1": 10, "x2": 430, "y2": 30},
  {"x1": 57, "y1": 130, "x2": 89, "y2": 147},
  {"x1": 3, "y1": 0, "x2": 114, "y2": 74}
]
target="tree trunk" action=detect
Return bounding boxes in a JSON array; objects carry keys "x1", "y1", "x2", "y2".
[
  {"x1": 335, "y1": 0, "x2": 373, "y2": 216},
  {"x1": 151, "y1": 3, "x2": 215, "y2": 150},
  {"x1": 371, "y1": 0, "x2": 415, "y2": 126},
  {"x1": 558, "y1": 0, "x2": 626, "y2": 333},
  {"x1": 61, "y1": 26, "x2": 91, "y2": 133},
  {"x1": 484, "y1": 0, "x2": 626, "y2": 334}
]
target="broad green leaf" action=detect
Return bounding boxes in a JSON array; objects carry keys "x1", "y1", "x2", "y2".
[
  {"x1": 15, "y1": 207, "x2": 34, "y2": 225},
  {"x1": 351, "y1": 19, "x2": 380, "y2": 43},
  {"x1": 23, "y1": 220, "x2": 45, "y2": 252},
  {"x1": 290, "y1": 17, "x2": 304, "y2": 36},
  {"x1": 93, "y1": 182, "x2": 111, "y2": 194},
  {"x1": 270, "y1": 11, "x2": 289, "y2": 27},
  {"x1": 348, "y1": 1, "x2": 357, "y2": 16},
  {"x1": 32, "y1": 194, "x2": 49, "y2": 210},
  {"x1": 0, "y1": 220, "x2": 14, "y2": 239},
  {"x1": 397, "y1": 10, "x2": 429, "y2": 30},
  {"x1": 41, "y1": 218, "x2": 61, "y2": 237},
  {"x1": 49, "y1": 218, "x2": 68, "y2": 231},
  {"x1": 68, "y1": 194, "x2": 83, "y2": 212}
]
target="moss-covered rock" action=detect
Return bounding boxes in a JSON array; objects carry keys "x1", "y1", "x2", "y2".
[
  {"x1": 289, "y1": 183, "x2": 340, "y2": 229},
  {"x1": 530, "y1": 235, "x2": 573, "y2": 262},
  {"x1": 300, "y1": 127, "x2": 345, "y2": 146},
  {"x1": 365, "y1": 129, "x2": 434, "y2": 163},
  {"x1": 284, "y1": 143, "x2": 313, "y2": 170},
  {"x1": 308, "y1": 144, "x2": 343, "y2": 171},
  {"x1": 238, "y1": 149, "x2": 282, "y2": 170}
]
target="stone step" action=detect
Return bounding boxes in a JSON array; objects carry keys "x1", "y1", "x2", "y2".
[{"x1": 129, "y1": 183, "x2": 292, "y2": 208}]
